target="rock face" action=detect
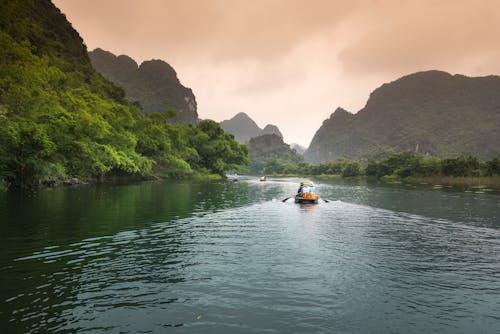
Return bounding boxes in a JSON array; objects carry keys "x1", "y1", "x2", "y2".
[
  {"x1": 220, "y1": 112, "x2": 283, "y2": 143},
  {"x1": 89, "y1": 48, "x2": 198, "y2": 124},
  {"x1": 305, "y1": 70, "x2": 500, "y2": 162}
]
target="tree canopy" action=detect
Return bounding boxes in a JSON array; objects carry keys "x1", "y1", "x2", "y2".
[{"x1": 0, "y1": 0, "x2": 249, "y2": 189}]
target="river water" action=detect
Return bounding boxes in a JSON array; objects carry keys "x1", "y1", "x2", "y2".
[{"x1": 0, "y1": 177, "x2": 499, "y2": 333}]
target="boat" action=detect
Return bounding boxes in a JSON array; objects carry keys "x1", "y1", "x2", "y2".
[
  {"x1": 294, "y1": 181, "x2": 318, "y2": 204},
  {"x1": 226, "y1": 173, "x2": 239, "y2": 182},
  {"x1": 259, "y1": 176, "x2": 267, "y2": 182}
]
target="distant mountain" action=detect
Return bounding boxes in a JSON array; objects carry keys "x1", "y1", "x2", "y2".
[
  {"x1": 261, "y1": 124, "x2": 283, "y2": 139},
  {"x1": 290, "y1": 143, "x2": 307, "y2": 155},
  {"x1": 220, "y1": 112, "x2": 261, "y2": 143},
  {"x1": 88, "y1": 48, "x2": 198, "y2": 124},
  {"x1": 220, "y1": 112, "x2": 283, "y2": 143},
  {"x1": 305, "y1": 71, "x2": 500, "y2": 162},
  {"x1": 248, "y1": 134, "x2": 302, "y2": 173}
]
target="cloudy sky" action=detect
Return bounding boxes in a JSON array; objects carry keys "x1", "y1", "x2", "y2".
[{"x1": 53, "y1": 0, "x2": 500, "y2": 146}]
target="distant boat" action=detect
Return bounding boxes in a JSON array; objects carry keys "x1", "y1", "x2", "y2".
[
  {"x1": 259, "y1": 176, "x2": 267, "y2": 182},
  {"x1": 226, "y1": 173, "x2": 239, "y2": 182},
  {"x1": 295, "y1": 181, "x2": 318, "y2": 204}
]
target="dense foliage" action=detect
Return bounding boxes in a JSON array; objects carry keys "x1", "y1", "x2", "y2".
[
  {"x1": 257, "y1": 159, "x2": 363, "y2": 178},
  {"x1": 0, "y1": 0, "x2": 248, "y2": 189},
  {"x1": 254, "y1": 149, "x2": 500, "y2": 180},
  {"x1": 365, "y1": 152, "x2": 500, "y2": 178}
]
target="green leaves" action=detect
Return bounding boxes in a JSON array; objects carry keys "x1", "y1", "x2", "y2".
[
  {"x1": 187, "y1": 120, "x2": 250, "y2": 175},
  {"x1": 0, "y1": 6, "x2": 250, "y2": 189},
  {"x1": 365, "y1": 152, "x2": 499, "y2": 178}
]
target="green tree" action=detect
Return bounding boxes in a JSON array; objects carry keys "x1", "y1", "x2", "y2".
[
  {"x1": 482, "y1": 158, "x2": 500, "y2": 176},
  {"x1": 341, "y1": 161, "x2": 361, "y2": 177}
]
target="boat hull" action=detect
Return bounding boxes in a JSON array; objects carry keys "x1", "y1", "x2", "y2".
[{"x1": 294, "y1": 196, "x2": 318, "y2": 204}]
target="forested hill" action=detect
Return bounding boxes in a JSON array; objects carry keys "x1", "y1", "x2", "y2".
[
  {"x1": 305, "y1": 71, "x2": 500, "y2": 162},
  {"x1": 89, "y1": 48, "x2": 198, "y2": 124},
  {"x1": 248, "y1": 134, "x2": 302, "y2": 174},
  {"x1": 0, "y1": 0, "x2": 248, "y2": 189}
]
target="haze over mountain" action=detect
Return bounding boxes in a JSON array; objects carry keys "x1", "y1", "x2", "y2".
[
  {"x1": 54, "y1": 1, "x2": 500, "y2": 147},
  {"x1": 305, "y1": 71, "x2": 500, "y2": 162},
  {"x1": 220, "y1": 112, "x2": 283, "y2": 143},
  {"x1": 89, "y1": 48, "x2": 198, "y2": 124},
  {"x1": 290, "y1": 144, "x2": 307, "y2": 155}
]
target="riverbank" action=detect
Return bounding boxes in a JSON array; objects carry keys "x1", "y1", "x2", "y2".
[
  {"x1": 257, "y1": 173, "x2": 500, "y2": 191},
  {"x1": 0, "y1": 172, "x2": 225, "y2": 192},
  {"x1": 402, "y1": 176, "x2": 500, "y2": 190}
]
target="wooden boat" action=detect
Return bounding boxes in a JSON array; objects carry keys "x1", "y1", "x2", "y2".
[
  {"x1": 294, "y1": 193, "x2": 318, "y2": 204},
  {"x1": 294, "y1": 181, "x2": 318, "y2": 204}
]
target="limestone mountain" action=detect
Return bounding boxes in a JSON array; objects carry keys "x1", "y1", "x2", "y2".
[
  {"x1": 220, "y1": 112, "x2": 283, "y2": 143},
  {"x1": 248, "y1": 134, "x2": 302, "y2": 173},
  {"x1": 88, "y1": 48, "x2": 198, "y2": 124},
  {"x1": 261, "y1": 124, "x2": 283, "y2": 139},
  {"x1": 305, "y1": 71, "x2": 500, "y2": 162}
]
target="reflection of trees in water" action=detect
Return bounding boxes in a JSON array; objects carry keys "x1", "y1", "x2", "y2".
[
  {"x1": 2, "y1": 179, "x2": 500, "y2": 333},
  {"x1": 0, "y1": 179, "x2": 254, "y2": 333}
]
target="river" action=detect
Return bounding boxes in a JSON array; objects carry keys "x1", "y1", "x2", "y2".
[{"x1": 1, "y1": 177, "x2": 499, "y2": 333}]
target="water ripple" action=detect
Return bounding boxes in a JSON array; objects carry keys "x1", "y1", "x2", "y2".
[{"x1": 2, "y1": 180, "x2": 500, "y2": 333}]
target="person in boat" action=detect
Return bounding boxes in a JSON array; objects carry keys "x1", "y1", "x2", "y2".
[
  {"x1": 297, "y1": 181, "x2": 314, "y2": 195},
  {"x1": 295, "y1": 181, "x2": 318, "y2": 203}
]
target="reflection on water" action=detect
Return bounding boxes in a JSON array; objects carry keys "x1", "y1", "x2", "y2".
[{"x1": 1, "y1": 177, "x2": 499, "y2": 333}]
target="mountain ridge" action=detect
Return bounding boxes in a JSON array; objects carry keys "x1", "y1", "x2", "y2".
[
  {"x1": 88, "y1": 48, "x2": 198, "y2": 124},
  {"x1": 305, "y1": 70, "x2": 500, "y2": 162},
  {"x1": 220, "y1": 112, "x2": 283, "y2": 143}
]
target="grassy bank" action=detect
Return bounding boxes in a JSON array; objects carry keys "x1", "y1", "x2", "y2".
[{"x1": 404, "y1": 176, "x2": 500, "y2": 190}]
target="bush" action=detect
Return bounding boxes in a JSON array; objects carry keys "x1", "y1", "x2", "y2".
[
  {"x1": 441, "y1": 156, "x2": 480, "y2": 177},
  {"x1": 482, "y1": 158, "x2": 500, "y2": 176},
  {"x1": 341, "y1": 161, "x2": 361, "y2": 177}
]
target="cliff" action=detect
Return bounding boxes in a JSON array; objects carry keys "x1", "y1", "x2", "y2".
[{"x1": 89, "y1": 48, "x2": 198, "y2": 124}]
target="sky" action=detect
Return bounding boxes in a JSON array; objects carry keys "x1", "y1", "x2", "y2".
[{"x1": 53, "y1": 0, "x2": 500, "y2": 147}]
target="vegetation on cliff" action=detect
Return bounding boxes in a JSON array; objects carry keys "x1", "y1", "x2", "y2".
[
  {"x1": 255, "y1": 148, "x2": 500, "y2": 186},
  {"x1": 306, "y1": 71, "x2": 500, "y2": 162},
  {"x1": 0, "y1": 0, "x2": 248, "y2": 189}
]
